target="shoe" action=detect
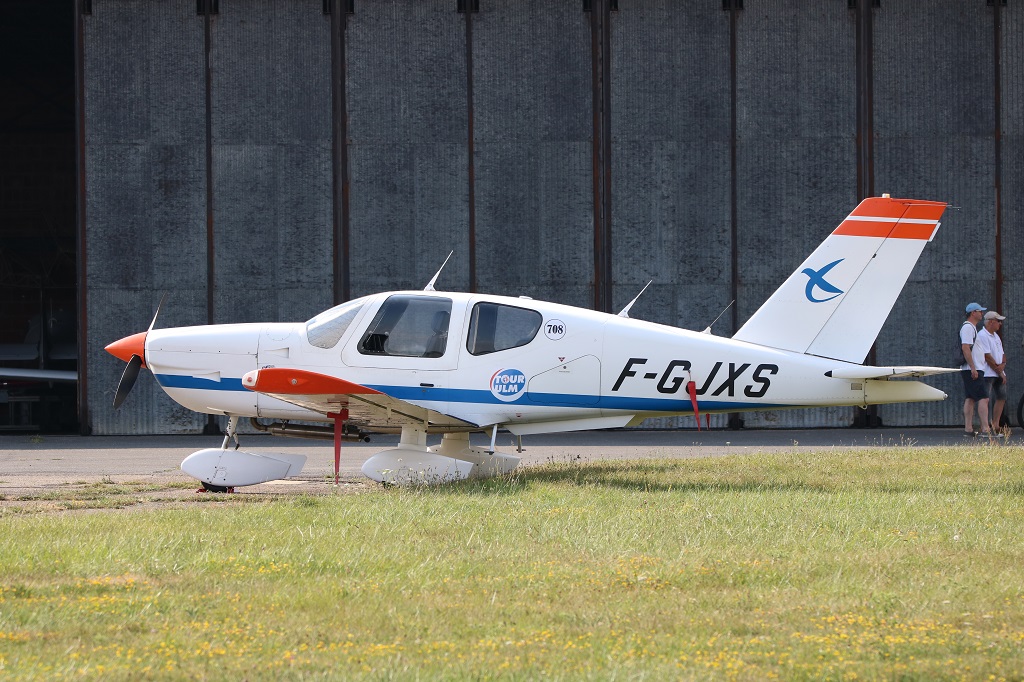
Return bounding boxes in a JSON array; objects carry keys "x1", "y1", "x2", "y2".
[{"x1": 963, "y1": 431, "x2": 978, "y2": 437}]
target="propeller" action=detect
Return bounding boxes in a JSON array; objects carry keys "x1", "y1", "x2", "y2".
[
  {"x1": 113, "y1": 354, "x2": 143, "y2": 409},
  {"x1": 105, "y1": 295, "x2": 166, "y2": 409}
]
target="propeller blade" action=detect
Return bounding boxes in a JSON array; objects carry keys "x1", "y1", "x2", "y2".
[
  {"x1": 113, "y1": 354, "x2": 143, "y2": 409},
  {"x1": 148, "y1": 293, "x2": 167, "y2": 332}
]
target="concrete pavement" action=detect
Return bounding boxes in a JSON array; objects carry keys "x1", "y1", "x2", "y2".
[{"x1": 0, "y1": 426, "x2": 1007, "y2": 498}]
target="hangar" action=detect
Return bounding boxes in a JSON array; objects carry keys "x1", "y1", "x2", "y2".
[{"x1": 1, "y1": 0, "x2": 1020, "y2": 434}]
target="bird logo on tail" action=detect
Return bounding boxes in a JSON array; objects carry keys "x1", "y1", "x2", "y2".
[{"x1": 801, "y1": 259, "x2": 845, "y2": 303}]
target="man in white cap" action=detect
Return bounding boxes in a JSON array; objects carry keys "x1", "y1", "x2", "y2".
[
  {"x1": 978, "y1": 310, "x2": 1008, "y2": 435},
  {"x1": 960, "y1": 302, "x2": 990, "y2": 436}
]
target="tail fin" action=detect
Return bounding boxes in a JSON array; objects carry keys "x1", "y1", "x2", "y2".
[{"x1": 732, "y1": 196, "x2": 947, "y2": 364}]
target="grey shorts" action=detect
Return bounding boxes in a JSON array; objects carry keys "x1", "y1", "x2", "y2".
[{"x1": 989, "y1": 376, "x2": 1007, "y2": 401}]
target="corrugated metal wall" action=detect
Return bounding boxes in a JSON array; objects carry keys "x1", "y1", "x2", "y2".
[
  {"x1": 210, "y1": 1, "x2": 333, "y2": 325},
  {"x1": 83, "y1": 0, "x2": 1021, "y2": 434},
  {"x1": 85, "y1": 0, "x2": 208, "y2": 434},
  {"x1": 874, "y1": 0, "x2": 996, "y2": 428},
  {"x1": 471, "y1": 0, "x2": 593, "y2": 305},
  {"x1": 347, "y1": 0, "x2": 471, "y2": 294},
  {"x1": 1005, "y1": 5, "x2": 1024, "y2": 427}
]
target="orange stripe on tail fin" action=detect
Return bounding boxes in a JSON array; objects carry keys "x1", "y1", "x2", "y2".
[{"x1": 833, "y1": 197, "x2": 945, "y2": 240}]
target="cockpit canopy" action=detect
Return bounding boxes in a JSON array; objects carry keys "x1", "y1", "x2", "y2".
[{"x1": 305, "y1": 294, "x2": 543, "y2": 357}]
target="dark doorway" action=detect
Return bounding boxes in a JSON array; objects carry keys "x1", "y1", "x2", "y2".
[{"x1": 0, "y1": 0, "x2": 78, "y2": 431}]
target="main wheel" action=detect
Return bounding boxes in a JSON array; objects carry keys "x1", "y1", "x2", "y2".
[{"x1": 201, "y1": 482, "x2": 231, "y2": 493}]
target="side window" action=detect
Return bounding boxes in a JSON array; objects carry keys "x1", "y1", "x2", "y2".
[
  {"x1": 305, "y1": 297, "x2": 369, "y2": 350},
  {"x1": 467, "y1": 302, "x2": 542, "y2": 355},
  {"x1": 358, "y1": 295, "x2": 452, "y2": 358}
]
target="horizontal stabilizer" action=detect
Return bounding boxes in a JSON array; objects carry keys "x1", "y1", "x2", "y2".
[
  {"x1": 825, "y1": 365, "x2": 959, "y2": 380},
  {"x1": 863, "y1": 379, "x2": 946, "y2": 405}
]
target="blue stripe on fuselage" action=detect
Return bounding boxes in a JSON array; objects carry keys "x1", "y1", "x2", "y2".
[
  {"x1": 153, "y1": 374, "x2": 778, "y2": 412},
  {"x1": 154, "y1": 374, "x2": 245, "y2": 391}
]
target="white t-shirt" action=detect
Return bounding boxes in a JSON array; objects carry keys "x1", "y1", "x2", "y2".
[
  {"x1": 976, "y1": 327, "x2": 1005, "y2": 378},
  {"x1": 960, "y1": 321, "x2": 978, "y2": 370}
]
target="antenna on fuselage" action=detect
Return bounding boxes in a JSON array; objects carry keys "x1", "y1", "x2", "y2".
[
  {"x1": 617, "y1": 281, "x2": 652, "y2": 318},
  {"x1": 424, "y1": 251, "x2": 453, "y2": 291},
  {"x1": 702, "y1": 300, "x2": 735, "y2": 334}
]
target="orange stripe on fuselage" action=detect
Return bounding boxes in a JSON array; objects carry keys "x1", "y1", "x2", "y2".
[{"x1": 243, "y1": 368, "x2": 381, "y2": 396}]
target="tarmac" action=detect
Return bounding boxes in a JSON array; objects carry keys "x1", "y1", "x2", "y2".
[{"x1": 0, "y1": 426, "x2": 1010, "y2": 502}]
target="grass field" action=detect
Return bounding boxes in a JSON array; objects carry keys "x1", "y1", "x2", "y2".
[{"x1": 1, "y1": 442, "x2": 1023, "y2": 680}]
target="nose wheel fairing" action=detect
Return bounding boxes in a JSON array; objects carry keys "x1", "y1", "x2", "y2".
[{"x1": 179, "y1": 414, "x2": 307, "y2": 488}]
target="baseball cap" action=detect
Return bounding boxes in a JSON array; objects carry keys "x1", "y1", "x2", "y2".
[
  {"x1": 984, "y1": 311, "x2": 1006, "y2": 321},
  {"x1": 965, "y1": 302, "x2": 987, "y2": 313}
]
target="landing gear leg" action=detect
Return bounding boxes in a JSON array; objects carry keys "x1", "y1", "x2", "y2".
[
  {"x1": 488, "y1": 424, "x2": 498, "y2": 454},
  {"x1": 328, "y1": 409, "x2": 349, "y2": 486},
  {"x1": 222, "y1": 411, "x2": 239, "y2": 448}
]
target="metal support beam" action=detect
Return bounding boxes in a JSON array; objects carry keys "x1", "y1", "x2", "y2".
[
  {"x1": 590, "y1": 0, "x2": 613, "y2": 313},
  {"x1": 75, "y1": 0, "x2": 89, "y2": 434},
  {"x1": 727, "y1": 5, "x2": 743, "y2": 431},
  {"x1": 331, "y1": 0, "x2": 351, "y2": 304},
  {"x1": 465, "y1": 3, "x2": 477, "y2": 293},
  {"x1": 853, "y1": 0, "x2": 880, "y2": 428},
  {"x1": 992, "y1": 0, "x2": 1003, "y2": 315}
]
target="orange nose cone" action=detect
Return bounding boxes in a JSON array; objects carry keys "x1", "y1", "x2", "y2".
[{"x1": 105, "y1": 331, "x2": 148, "y2": 367}]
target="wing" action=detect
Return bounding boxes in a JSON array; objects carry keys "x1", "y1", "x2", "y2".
[
  {"x1": 241, "y1": 367, "x2": 477, "y2": 432},
  {"x1": 824, "y1": 365, "x2": 959, "y2": 380},
  {"x1": 0, "y1": 368, "x2": 78, "y2": 382}
]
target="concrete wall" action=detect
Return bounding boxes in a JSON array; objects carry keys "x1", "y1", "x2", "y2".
[{"x1": 84, "y1": 0, "x2": 1019, "y2": 433}]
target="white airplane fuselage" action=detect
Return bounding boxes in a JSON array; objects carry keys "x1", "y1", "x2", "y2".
[{"x1": 143, "y1": 290, "x2": 942, "y2": 432}]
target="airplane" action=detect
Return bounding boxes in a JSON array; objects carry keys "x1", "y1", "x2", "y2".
[{"x1": 105, "y1": 195, "x2": 955, "y2": 491}]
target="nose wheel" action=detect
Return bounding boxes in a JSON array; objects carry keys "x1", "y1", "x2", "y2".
[{"x1": 199, "y1": 481, "x2": 234, "y2": 494}]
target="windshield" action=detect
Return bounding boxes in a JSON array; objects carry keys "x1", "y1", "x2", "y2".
[{"x1": 305, "y1": 296, "x2": 370, "y2": 349}]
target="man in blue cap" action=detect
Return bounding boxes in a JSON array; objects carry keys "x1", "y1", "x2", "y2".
[{"x1": 961, "y1": 302, "x2": 990, "y2": 436}]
